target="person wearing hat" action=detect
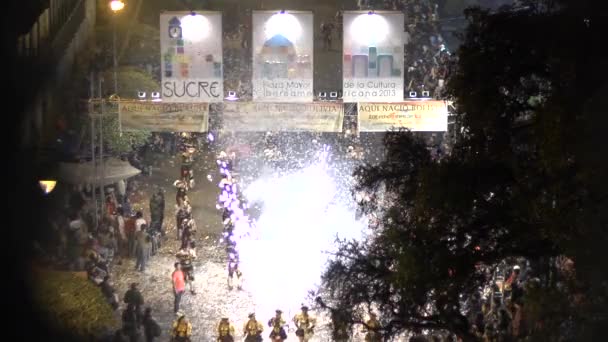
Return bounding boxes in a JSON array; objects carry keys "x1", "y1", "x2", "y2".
[
  {"x1": 293, "y1": 306, "x2": 316, "y2": 342},
  {"x1": 243, "y1": 313, "x2": 264, "y2": 342},
  {"x1": 363, "y1": 312, "x2": 381, "y2": 342},
  {"x1": 176, "y1": 240, "x2": 197, "y2": 295},
  {"x1": 175, "y1": 180, "x2": 188, "y2": 207},
  {"x1": 227, "y1": 246, "x2": 243, "y2": 291},
  {"x1": 180, "y1": 217, "x2": 197, "y2": 250},
  {"x1": 268, "y1": 309, "x2": 288, "y2": 341},
  {"x1": 171, "y1": 312, "x2": 192, "y2": 342},
  {"x1": 216, "y1": 317, "x2": 236, "y2": 342}
]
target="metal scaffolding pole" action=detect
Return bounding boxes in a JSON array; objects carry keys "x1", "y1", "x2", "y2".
[
  {"x1": 98, "y1": 75, "x2": 105, "y2": 226},
  {"x1": 89, "y1": 71, "x2": 99, "y2": 229}
]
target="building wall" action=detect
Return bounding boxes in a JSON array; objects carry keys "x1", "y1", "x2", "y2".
[{"x1": 19, "y1": 0, "x2": 96, "y2": 149}]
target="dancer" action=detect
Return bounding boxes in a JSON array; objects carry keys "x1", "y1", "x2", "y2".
[
  {"x1": 217, "y1": 317, "x2": 236, "y2": 342},
  {"x1": 293, "y1": 306, "x2": 316, "y2": 342},
  {"x1": 243, "y1": 313, "x2": 264, "y2": 342},
  {"x1": 268, "y1": 309, "x2": 288, "y2": 341},
  {"x1": 176, "y1": 240, "x2": 197, "y2": 295}
]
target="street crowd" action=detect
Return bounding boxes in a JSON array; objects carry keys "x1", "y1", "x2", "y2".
[
  {"x1": 30, "y1": 1, "x2": 461, "y2": 340},
  {"x1": 356, "y1": 0, "x2": 455, "y2": 98}
]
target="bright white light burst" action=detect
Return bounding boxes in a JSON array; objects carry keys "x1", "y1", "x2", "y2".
[
  {"x1": 181, "y1": 14, "x2": 210, "y2": 42},
  {"x1": 264, "y1": 12, "x2": 302, "y2": 42},
  {"x1": 350, "y1": 13, "x2": 389, "y2": 46},
  {"x1": 238, "y1": 154, "x2": 367, "y2": 319}
]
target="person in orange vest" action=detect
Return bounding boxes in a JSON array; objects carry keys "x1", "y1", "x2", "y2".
[{"x1": 172, "y1": 262, "x2": 186, "y2": 314}]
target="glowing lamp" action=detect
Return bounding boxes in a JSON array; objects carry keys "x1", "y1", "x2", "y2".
[
  {"x1": 350, "y1": 13, "x2": 389, "y2": 46},
  {"x1": 181, "y1": 13, "x2": 210, "y2": 42},
  {"x1": 109, "y1": 0, "x2": 125, "y2": 12},
  {"x1": 265, "y1": 11, "x2": 302, "y2": 42},
  {"x1": 39, "y1": 180, "x2": 57, "y2": 194},
  {"x1": 150, "y1": 92, "x2": 161, "y2": 101},
  {"x1": 225, "y1": 91, "x2": 238, "y2": 101}
]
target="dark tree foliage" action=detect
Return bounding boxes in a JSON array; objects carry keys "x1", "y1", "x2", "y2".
[{"x1": 319, "y1": 4, "x2": 608, "y2": 341}]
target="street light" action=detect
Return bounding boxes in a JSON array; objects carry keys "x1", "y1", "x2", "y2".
[
  {"x1": 109, "y1": 1, "x2": 125, "y2": 95},
  {"x1": 110, "y1": 0, "x2": 125, "y2": 12},
  {"x1": 39, "y1": 180, "x2": 57, "y2": 194},
  {"x1": 225, "y1": 91, "x2": 238, "y2": 101}
]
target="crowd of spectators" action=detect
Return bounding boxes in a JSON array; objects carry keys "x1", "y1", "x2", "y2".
[{"x1": 357, "y1": 0, "x2": 456, "y2": 99}]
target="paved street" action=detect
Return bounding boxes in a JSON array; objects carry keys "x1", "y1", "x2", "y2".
[{"x1": 111, "y1": 148, "x2": 338, "y2": 341}]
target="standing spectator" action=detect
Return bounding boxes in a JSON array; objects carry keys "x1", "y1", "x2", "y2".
[
  {"x1": 117, "y1": 179, "x2": 127, "y2": 206},
  {"x1": 116, "y1": 207, "x2": 126, "y2": 263},
  {"x1": 124, "y1": 283, "x2": 144, "y2": 325},
  {"x1": 135, "y1": 211, "x2": 147, "y2": 231},
  {"x1": 149, "y1": 188, "x2": 165, "y2": 235},
  {"x1": 125, "y1": 213, "x2": 137, "y2": 258},
  {"x1": 172, "y1": 262, "x2": 186, "y2": 313},
  {"x1": 142, "y1": 307, "x2": 161, "y2": 342},
  {"x1": 320, "y1": 21, "x2": 334, "y2": 50},
  {"x1": 135, "y1": 225, "x2": 149, "y2": 272},
  {"x1": 105, "y1": 190, "x2": 118, "y2": 219},
  {"x1": 121, "y1": 303, "x2": 140, "y2": 342}
]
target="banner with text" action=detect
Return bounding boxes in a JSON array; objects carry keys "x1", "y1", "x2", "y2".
[
  {"x1": 343, "y1": 11, "x2": 404, "y2": 102},
  {"x1": 358, "y1": 101, "x2": 448, "y2": 132},
  {"x1": 120, "y1": 101, "x2": 209, "y2": 132},
  {"x1": 252, "y1": 11, "x2": 314, "y2": 102},
  {"x1": 222, "y1": 102, "x2": 343, "y2": 132},
  {"x1": 160, "y1": 12, "x2": 223, "y2": 102}
]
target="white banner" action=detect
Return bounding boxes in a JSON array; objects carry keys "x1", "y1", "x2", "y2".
[
  {"x1": 358, "y1": 101, "x2": 448, "y2": 132},
  {"x1": 160, "y1": 12, "x2": 223, "y2": 102},
  {"x1": 119, "y1": 101, "x2": 209, "y2": 132},
  {"x1": 222, "y1": 102, "x2": 343, "y2": 132},
  {"x1": 252, "y1": 11, "x2": 314, "y2": 102},
  {"x1": 343, "y1": 11, "x2": 404, "y2": 102}
]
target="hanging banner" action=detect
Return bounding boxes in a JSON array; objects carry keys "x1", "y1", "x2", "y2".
[
  {"x1": 343, "y1": 11, "x2": 404, "y2": 102},
  {"x1": 119, "y1": 101, "x2": 209, "y2": 132},
  {"x1": 222, "y1": 102, "x2": 343, "y2": 132},
  {"x1": 358, "y1": 101, "x2": 448, "y2": 132},
  {"x1": 160, "y1": 11, "x2": 223, "y2": 102},
  {"x1": 252, "y1": 11, "x2": 314, "y2": 102}
]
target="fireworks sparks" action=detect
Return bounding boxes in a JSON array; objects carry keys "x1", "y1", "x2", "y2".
[{"x1": 212, "y1": 135, "x2": 369, "y2": 320}]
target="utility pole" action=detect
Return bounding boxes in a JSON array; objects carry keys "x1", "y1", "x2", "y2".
[
  {"x1": 98, "y1": 75, "x2": 106, "y2": 223},
  {"x1": 90, "y1": 71, "x2": 99, "y2": 229},
  {"x1": 113, "y1": 13, "x2": 118, "y2": 95}
]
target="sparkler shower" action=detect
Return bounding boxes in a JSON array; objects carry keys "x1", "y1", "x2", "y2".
[{"x1": 216, "y1": 136, "x2": 369, "y2": 321}]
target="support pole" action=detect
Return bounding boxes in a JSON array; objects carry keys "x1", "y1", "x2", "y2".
[
  {"x1": 90, "y1": 71, "x2": 98, "y2": 229},
  {"x1": 113, "y1": 14, "x2": 118, "y2": 95},
  {"x1": 99, "y1": 75, "x2": 105, "y2": 229}
]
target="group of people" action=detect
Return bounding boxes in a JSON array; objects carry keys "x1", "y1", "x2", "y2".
[
  {"x1": 357, "y1": 0, "x2": 454, "y2": 98},
  {"x1": 212, "y1": 306, "x2": 317, "y2": 342},
  {"x1": 113, "y1": 283, "x2": 163, "y2": 342},
  {"x1": 216, "y1": 150, "x2": 248, "y2": 290}
]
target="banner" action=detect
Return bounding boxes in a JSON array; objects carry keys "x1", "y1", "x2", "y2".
[
  {"x1": 252, "y1": 11, "x2": 314, "y2": 102},
  {"x1": 119, "y1": 101, "x2": 209, "y2": 132},
  {"x1": 343, "y1": 11, "x2": 404, "y2": 102},
  {"x1": 160, "y1": 11, "x2": 223, "y2": 102},
  {"x1": 222, "y1": 102, "x2": 343, "y2": 132},
  {"x1": 358, "y1": 101, "x2": 448, "y2": 132}
]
